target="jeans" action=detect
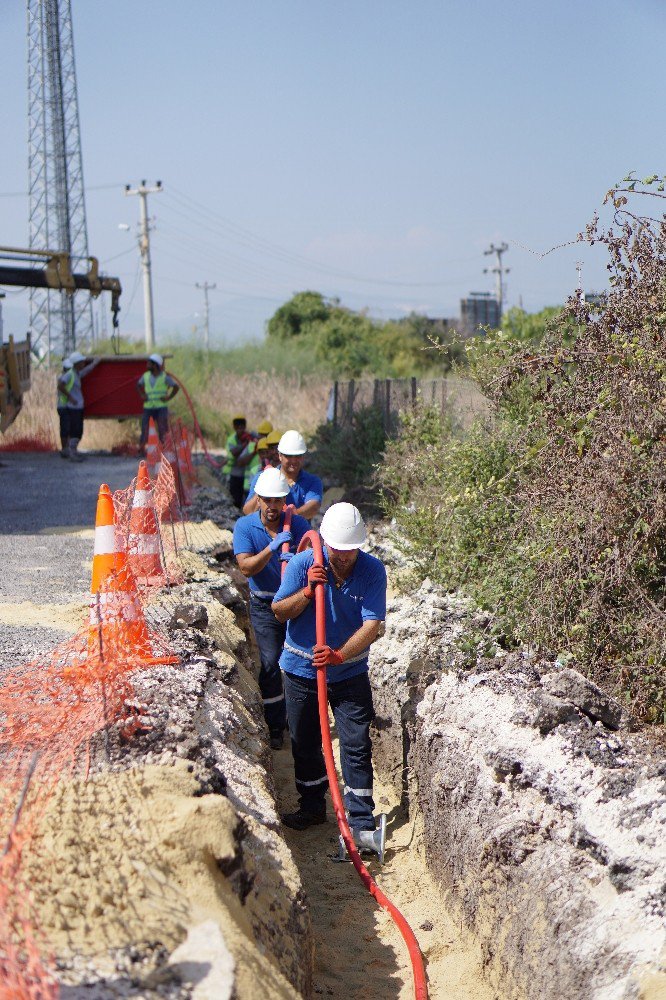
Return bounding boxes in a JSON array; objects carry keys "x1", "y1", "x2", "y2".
[
  {"x1": 249, "y1": 595, "x2": 287, "y2": 735},
  {"x1": 283, "y1": 669, "x2": 376, "y2": 831},
  {"x1": 140, "y1": 407, "x2": 169, "y2": 446},
  {"x1": 229, "y1": 474, "x2": 245, "y2": 509}
]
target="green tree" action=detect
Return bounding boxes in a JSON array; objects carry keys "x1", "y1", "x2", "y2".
[{"x1": 266, "y1": 291, "x2": 337, "y2": 340}]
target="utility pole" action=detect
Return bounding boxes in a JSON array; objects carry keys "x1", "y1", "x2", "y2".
[
  {"x1": 125, "y1": 180, "x2": 162, "y2": 350},
  {"x1": 483, "y1": 242, "x2": 510, "y2": 319},
  {"x1": 195, "y1": 281, "x2": 216, "y2": 353}
]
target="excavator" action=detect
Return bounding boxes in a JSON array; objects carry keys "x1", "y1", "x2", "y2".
[{"x1": 0, "y1": 247, "x2": 121, "y2": 431}]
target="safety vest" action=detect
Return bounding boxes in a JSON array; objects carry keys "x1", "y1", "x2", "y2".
[
  {"x1": 57, "y1": 370, "x2": 75, "y2": 408},
  {"x1": 244, "y1": 451, "x2": 261, "y2": 489},
  {"x1": 142, "y1": 371, "x2": 169, "y2": 409},
  {"x1": 223, "y1": 433, "x2": 240, "y2": 475}
]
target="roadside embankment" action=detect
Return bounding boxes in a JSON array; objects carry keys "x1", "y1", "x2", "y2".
[
  {"x1": 23, "y1": 484, "x2": 312, "y2": 999},
  {"x1": 370, "y1": 575, "x2": 666, "y2": 1000}
]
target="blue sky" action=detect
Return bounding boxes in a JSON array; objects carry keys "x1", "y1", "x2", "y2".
[{"x1": 1, "y1": 0, "x2": 665, "y2": 348}]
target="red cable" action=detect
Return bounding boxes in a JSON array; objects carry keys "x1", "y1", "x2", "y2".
[
  {"x1": 167, "y1": 373, "x2": 223, "y2": 469},
  {"x1": 297, "y1": 529, "x2": 429, "y2": 1000}
]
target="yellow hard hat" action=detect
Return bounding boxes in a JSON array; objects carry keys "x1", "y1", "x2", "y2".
[
  {"x1": 256, "y1": 437, "x2": 269, "y2": 450},
  {"x1": 257, "y1": 419, "x2": 273, "y2": 435},
  {"x1": 232, "y1": 413, "x2": 246, "y2": 423},
  {"x1": 266, "y1": 430, "x2": 282, "y2": 445}
]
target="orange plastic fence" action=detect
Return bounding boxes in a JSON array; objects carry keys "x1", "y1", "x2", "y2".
[{"x1": 0, "y1": 422, "x2": 199, "y2": 995}]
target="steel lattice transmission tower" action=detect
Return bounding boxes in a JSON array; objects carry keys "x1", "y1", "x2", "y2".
[{"x1": 27, "y1": 0, "x2": 93, "y2": 361}]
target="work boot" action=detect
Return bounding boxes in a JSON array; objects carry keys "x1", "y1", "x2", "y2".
[
  {"x1": 69, "y1": 438, "x2": 84, "y2": 462},
  {"x1": 269, "y1": 731, "x2": 284, "y2": 750},
  {"x1": 281, "y1": 806, "x2": 326, "y2": 830},
  {"x1": 60, "y1": 448, "x2": 69, "y2": 459}
]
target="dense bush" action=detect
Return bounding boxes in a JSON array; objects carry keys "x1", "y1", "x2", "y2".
[
  {"x1": 309, "y1": 406, "x2": 388, "y2": 509},
  {"x1": 267, "y1": 290, "x2": 463, "y2": 378},
  {"x1": 382, "y1": 180, "x2": 666, "y2": 724}
]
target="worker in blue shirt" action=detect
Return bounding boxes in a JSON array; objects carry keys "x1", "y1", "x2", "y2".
[
  {"x1": 243, "y1": 429, "x2": 323, "y2": 521},
  {"x1": 272, "y1": 503, "x2": 387, "y2": 844},
  {"x1": 233, "y1": 466, "x2": 310, "y2": 749}
]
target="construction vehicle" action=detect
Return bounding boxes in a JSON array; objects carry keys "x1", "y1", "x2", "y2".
[{"x1": 0, "y1": 247, "x2": 122, "y2": 432}]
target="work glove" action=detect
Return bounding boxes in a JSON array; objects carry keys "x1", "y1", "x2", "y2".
[
  {"x1": 302, "y1": 563, "x2": 328, "y2": 599},
  {"x1": 279, "y1": 552, "x2": 293, "y2": 563},
  {"x1": 313, "y1": 644, "x2": 344, "y2": 668},
  {"x1": 269, "y1": 530, "x2": 292, "y2": 553}
]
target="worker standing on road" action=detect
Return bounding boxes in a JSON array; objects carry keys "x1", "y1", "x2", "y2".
[
  {"x1": 243, "y1": 430, "x2": 323, "y2": 521},
  {"x1": 233, "y1": 466, "x2": 310, "y2": 748},
  {"x1": 56, "y1": 357, "x2": 74, "y2": 458},
  {"x1": 56, "y1": 351, "x2": 100, "y2": 461},
  {"x1": 272, "y1": 502, "x2": 386, "y2": 841},
  {"x1": 137, "y1": 353, "x2": 179, "y2": 452}
]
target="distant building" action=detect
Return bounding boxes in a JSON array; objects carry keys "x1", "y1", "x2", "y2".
[
  {"x1": 460, "y1": 292, "x2": 500, "y2": 334},
  {"x1": 584, "y1": 291, "x2": 606, "y2": 308}
]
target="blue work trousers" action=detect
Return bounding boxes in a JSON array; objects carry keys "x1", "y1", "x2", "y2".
[
  {"x1": 283, "y1": 669, "x2": 376, "y2": 831},
  {"x1": 140, "y1": 407, "x2": 169, "y2": 446},
  {"x1": 249, "y1": 595, "x2": 287, "y2": 736}
]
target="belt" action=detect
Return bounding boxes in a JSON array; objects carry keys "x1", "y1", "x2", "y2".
[{"x1": 283, "y1": 641, "x2": 369, "y2": 665}]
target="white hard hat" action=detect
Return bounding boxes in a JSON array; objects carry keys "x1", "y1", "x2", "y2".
[
  {"x1": 320, "y1": 502, "x2": 367, "y2": 550},
  {"x1": 149, "y1": 353, "x2": 163, "y2": 366},
  {"x1": 69, "y1": 350, "x2": 86, "y2": 364},
  {"x1": 278, "y1": 429, "x2": 307, "y2": 455},
  {"x1": 254, "y1": 466, "x2": 290, "y2": 498},
  {"x1": 62, "y1": 357, "x2": 73, "y2": 369}
]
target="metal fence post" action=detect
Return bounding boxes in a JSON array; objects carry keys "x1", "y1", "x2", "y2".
[
  {"x1": 347, "y1": 379, "x2": 355, "y2": 424},
  {"x1": 384, "y1": 378, "x2": 391, "y2": 432},
  {"x1": 411, "y1": 376, "x2": 417, "y2": 408},
  {"x1": 333, "y1": 381, "x2": 339, "y2": 427}
]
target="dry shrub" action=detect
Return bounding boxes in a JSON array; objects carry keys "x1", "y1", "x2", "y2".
[
  {"x1": 198, "y1": 370, "x2": 330, "y2": 435},
  {"x1": 384, "y1": 180, "x2": 666, "y2": 723}
]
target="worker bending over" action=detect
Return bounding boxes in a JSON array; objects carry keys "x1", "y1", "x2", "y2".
[
  {"x1": 244, "y1": 430, "x2": 323, "y2": 521},
  {"x1": 237, "y1": 419, "x2": 273, "y2": 497},
  {"x1": 137, "y1": 353, "x2": 179, "y2": 451},
  {"x1": 56, "y1": 351, "x2": 99, "y2": 461},
  {"x1": 272, "y1": 503, "x2": 386, "y2": 838},
  {"x1": 233, "y1": 467, "x2": 310, "y2": 748},
  {"x1": 224, "y1": 414, "x2": 251, "y2": 509}
]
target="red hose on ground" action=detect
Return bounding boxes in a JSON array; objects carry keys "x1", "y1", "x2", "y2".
[{"x1": 297, "y1": 529, "x2": 429, "y2": 1000}]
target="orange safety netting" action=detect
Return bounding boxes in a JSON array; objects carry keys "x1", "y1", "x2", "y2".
[{"x1": 0, "y1": 422, "x2": 200, "y2": 995}]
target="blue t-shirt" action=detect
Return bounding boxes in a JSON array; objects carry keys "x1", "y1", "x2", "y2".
[
  {"x1": 233, "y1": 510, "x2": 310, "y2": 599},
  {"x1": 247, "y1": 468, "x2": 323, "y2": 519},
  {"x1": 273, "y1": 548, "x2": 387, "y2": 682}
]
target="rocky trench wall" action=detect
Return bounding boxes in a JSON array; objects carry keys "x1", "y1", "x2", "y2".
[
  {"x1": 370, "y1": 579, "x2": 666, "y2": 1000},
  {"x1": 27, "y1": 487, "x2": 313, "y2": 1000}
]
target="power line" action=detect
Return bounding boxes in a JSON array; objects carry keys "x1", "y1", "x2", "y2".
[{"x1": 165, "y1": 185, "x2": 479, "y2": 288}]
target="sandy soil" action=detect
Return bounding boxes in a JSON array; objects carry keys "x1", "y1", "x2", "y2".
[
  {"x1": 25, "y1": 762, "x2": 299, "y2": 998},
  {"x1": 273, "y1": 722, "x2": 498, "y2": 1000},
  {"x1": 0, "y1": 599, "x2": 87, "y2": 631}
]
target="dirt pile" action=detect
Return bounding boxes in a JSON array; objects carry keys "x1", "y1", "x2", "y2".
[
  {"x1": 24, "y1": 554, "x2": 312, "y2": 996},
  {"x1": 370, "y1": 579, "x2": 666, "y2": 999}
]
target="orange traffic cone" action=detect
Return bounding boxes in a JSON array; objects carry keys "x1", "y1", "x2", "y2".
[
  {"x1": 127, "y1": 461, "x2": 164, "y2": 586},
  {"x1": 89, "y1": 483, "x2": 177, "y2": 666},
  {"x1": 145, "y1": 417, "x2": 162, "y2": 479}
]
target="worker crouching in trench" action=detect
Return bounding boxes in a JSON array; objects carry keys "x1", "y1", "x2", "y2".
[
  {"x1": 272, "y1": 503, "x2": 387, "y2": 844},
  {"x1": 233, "y1": 467, "x2": 310, "y2": 748}
]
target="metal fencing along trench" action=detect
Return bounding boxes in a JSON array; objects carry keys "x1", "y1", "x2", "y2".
[{"x1": 329, "y1": 376, "x2": 489, "y2": 433}]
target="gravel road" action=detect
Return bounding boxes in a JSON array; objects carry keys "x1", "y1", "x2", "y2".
[{"x1": 0, "y1": 451, "x2": 139, "y2": 670}]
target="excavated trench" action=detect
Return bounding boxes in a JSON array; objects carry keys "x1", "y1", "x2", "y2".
[{"x1": 12, "y1": 476, "x2": 666, "y2": 998}]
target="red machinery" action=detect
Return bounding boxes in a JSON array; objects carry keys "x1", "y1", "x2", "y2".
[{"x1": 83, "y1": 356, "x2": 171, "y2": 419}]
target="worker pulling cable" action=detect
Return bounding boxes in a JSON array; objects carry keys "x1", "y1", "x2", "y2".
[{"x1": 271, "y1": 503, "x2": 428, "y2": 1000}]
